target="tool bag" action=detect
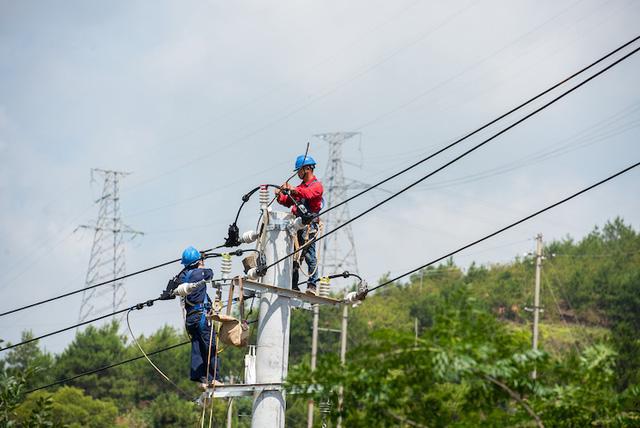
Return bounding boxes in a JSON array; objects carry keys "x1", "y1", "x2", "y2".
[{"x1": 209, "y1": 277, "x2": 249, "y2": 347}]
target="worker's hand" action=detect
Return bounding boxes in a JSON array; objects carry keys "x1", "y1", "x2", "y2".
[{"x1": 159, "y1": 289, "x2": 176, "y2": 300}]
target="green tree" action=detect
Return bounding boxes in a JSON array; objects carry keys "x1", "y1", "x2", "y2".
[
  {"x1": 52, "y1": 322, "x2": 135, "y2": 404},
  {"x1": 145, "y1": 392, "x2": 201, "y2": 427},
  {"x1": 2, "y1": 331, "x2": 53, "y2": 390},
  {"x1": 16, "y1": 386, "x2": 118, "y2": 428}
]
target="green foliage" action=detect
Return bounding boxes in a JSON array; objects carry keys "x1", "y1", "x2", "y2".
[
  {"x1": 2, "y1": 331, "x2": 53, "y2": 390},
  {"x1": 145, "y1": 392, "x2": 201, "y2": 427},
  {"x1": 1, "y1": 218, "x2": 639, "y2": 426},
  {"x1": 0, "y1": 366, "x2": 38, "y2": 427},
  {"x1": 52, "y1": 321, "x2": 133, "y2": 403},
  {"x1": 16, "y1": 386, "x2": 117, "y2": 427},
  {"x1": 21, "y1": 395, "x2": 53, "y2": 428},
  {"x1": 288, "y1": 283, "x2": 640, "y2": 426}
]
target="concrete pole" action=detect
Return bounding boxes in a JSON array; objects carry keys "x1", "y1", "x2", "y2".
[
  {"x1": 336, "y1": 304, "x2": 348, "y2": 428},
  {"x1": 307, "y1": 304, "x2": 320, "y2": 428},
  {"x1": 532, "y1": 233, "x2": 543, "y2": 380},
  {"x1": 252, "y1": 210, "x2": 294, "y2": 428},
  {"x1": 226, "y1": 376, "x2": 234, "y2": 428}
]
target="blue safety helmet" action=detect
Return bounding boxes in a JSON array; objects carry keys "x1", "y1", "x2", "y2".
[
  {"x1": 294, "y1": 155, "x2": 316, "y2": 171},
  {"x1": 181, "y1": 246, "x2": 202, "y2": 266}
]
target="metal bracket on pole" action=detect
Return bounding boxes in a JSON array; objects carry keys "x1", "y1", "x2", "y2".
[
  {"x1": 198, "y1": 383, "x2": 284, "y2": 401},
  {"x1": 241, "y1": 278, "x2": 342, "y2": 307}
]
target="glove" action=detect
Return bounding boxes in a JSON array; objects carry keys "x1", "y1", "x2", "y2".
[
  {"x1": 173, "y1": 280, "x2": 205, "y2": 297},
  {"x1": 159, "y1": 289, "x2": 176, "y2": 301}
]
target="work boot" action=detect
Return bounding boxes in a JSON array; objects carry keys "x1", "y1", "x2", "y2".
[{"x1": 306, "y1": 285, "x2": 317, "y2": 296}]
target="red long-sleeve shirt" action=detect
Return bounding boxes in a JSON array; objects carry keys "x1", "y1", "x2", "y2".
[{"x1": 276, "y1": 176, "x2": 324, "y2": 215}]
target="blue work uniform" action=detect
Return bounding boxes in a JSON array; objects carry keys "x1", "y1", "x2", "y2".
[{"x1": 178, "y1": 267, "x2": 221, "y2": 383}]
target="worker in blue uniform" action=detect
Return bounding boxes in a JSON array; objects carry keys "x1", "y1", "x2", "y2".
[{"x1": 173, "y1": 246, "x2": 222, "y2": 388}]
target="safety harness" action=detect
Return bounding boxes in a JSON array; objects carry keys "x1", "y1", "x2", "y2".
[{"x1": 183, "y1": 270, "x2": 211, "y2": 330}]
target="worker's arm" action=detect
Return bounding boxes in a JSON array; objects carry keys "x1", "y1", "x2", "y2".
[{"x1": 174, "y1": 280, "x2": 206, "y2": 297}]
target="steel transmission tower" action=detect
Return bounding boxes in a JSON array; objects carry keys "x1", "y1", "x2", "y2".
[
  {"x1": 307, "y1": 132, "x2": 360, "y2": 428},
  {"x1": 77, "y1": 169, "x2": 143, "y2": 322},
  {"x1": 315, "y1": 132, "x2": 360, "y2": 277}
]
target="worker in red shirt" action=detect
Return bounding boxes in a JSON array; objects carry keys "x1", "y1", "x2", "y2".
[{"x1": 276, "y1": 155, "x2": 324, "y2": 295}]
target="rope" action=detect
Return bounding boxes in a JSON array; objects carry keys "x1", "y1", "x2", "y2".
[
  {"x1": 294, "y1": 221, "x2": 323, "y2": 280},
  {"x1": 125, "y1": 309, "x2": 191, "y2": 399},
  {"x1": 200, "y1": 295, "x2": 223, "y2": 428}
]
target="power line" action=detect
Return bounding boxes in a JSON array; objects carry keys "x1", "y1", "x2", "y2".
[
  {"x1": 5, "y1": 36, "x2": 638, "y2": 322},
  {"x1": 26, "y1": 161, "x2": 640, "y2": 390},
  {"x1": 24, "y1": 341, "x2": 189, "y2": 394},
  {"x1": 318, "y1": 34, "x2": 640, "y2": 219},
  {"x1": 369, "y1": 161, "x2": 640, "y2": 293},
  {"x1": 2, "y1": 290, "x2": 243, "y2": 352},
  {"x1": 0, "y1": 245, "x2": 224, "y2": 318},
  {"x1": 266, "y1": 40, "x2": 640, "y2": 271},
  {"x1": 0, "y1": 299, "x2": 158, "y2": 352}
]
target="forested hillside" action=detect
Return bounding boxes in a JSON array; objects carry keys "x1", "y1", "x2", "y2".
[{"x1": 2, "y1": 219, "x2": 639, "y2": 427}]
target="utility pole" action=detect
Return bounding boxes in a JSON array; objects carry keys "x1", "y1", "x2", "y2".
[
  {"x1": 336, "y1": 303, "x2": 348, "y2": 428},
  {"x1": 77, "y1": 168, "x2": 142, "y2": 322},
  {"x1": 252, "y1": 210, "x2": 294, "y2": 428},
  {"x1": 532, "y1": 233, "x2": 543, "y2": 380},
  {"x1": 309, "y1": 132, "x2": 360, "y2": 428},
  {"x1": 227, "y1": 375, "x2": 234, "y2": 428}
]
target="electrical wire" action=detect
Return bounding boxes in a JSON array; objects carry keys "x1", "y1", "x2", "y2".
[
  {"x1": 0, "y1": 245, "x2": 226, "y2": 318},
  {"x1": 125, "y1": 308, "x2": 192, "y2": 399},
  {"x1": 0, "y1": 299, "x2": 158, "y2": 352},
  {"x1": 265, "y1": 41, "x2": 640, "y2": 272},
  {"x1": 24, "y1": 341, "x2": 190, "y2": 394},
  {"x1": 368, "y1": 161, "x2": 640, "y2": 293},
  {"x1": 316, "y1": 34, "x2": 640, "y2": 220},
  {"x1": 27, "y1": 161, "x2": 640, "y2": 389},
  {"x1": 1, "y1": 288, "x2": 245, "y2": 352}
]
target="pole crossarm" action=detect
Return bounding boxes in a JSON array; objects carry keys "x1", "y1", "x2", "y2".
[
  {"x1": 199, "y1": 383, "x2": 283, "y2": 400},
  {"x1": 240, "y1": 278, "x2": 343, "y2": 306}
]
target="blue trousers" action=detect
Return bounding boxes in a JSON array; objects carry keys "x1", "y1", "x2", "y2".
[
  {"x1": 186, "y1": 319, "x2": 221, "y2": 383},
  {"x1": 293, "y1": 223, "x2": 318, "y2": 288}
]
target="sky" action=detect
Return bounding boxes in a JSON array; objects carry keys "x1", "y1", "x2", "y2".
[{"x1": 0, "y1": 0, "x2": 639, "y2": 354}]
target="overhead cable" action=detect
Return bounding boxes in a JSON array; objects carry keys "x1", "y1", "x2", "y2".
[
  {"x1": 0, "y1": 299, "x2": 158, "y2": 352},
  {"x1": 369, "y1": 161, "x2": 640, "y2": 293},
  {"x1": 24, "y1": 341, "x2": 189, "y2": 394},
  {"x1": 265, "y1": 41, "x2": 640, "y2": 272},
  {"x1": 27, "y1": 161, "x2": 640, "y2": 390},
  {"x1": 317, "y1": 34, "x2": 640, "y2": 219},
  {"x1": 2, "y1": 292, "x2": 241, "y2": 352},
  {"x1": 0, "y1": 245, "x2": 228, "y2": 318}
]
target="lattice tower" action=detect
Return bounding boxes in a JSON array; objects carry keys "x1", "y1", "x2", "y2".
[
  {"x1": 314, "y1": 132, "x2": 360, "y2": 281},
  {"x1": 77, "y1": 169, "x2": 143, "y2": 322}
]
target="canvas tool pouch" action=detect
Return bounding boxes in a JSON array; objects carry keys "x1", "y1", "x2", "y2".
[{"x1": 209, "y1": 277, "x2": 249, "y2": 347}]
